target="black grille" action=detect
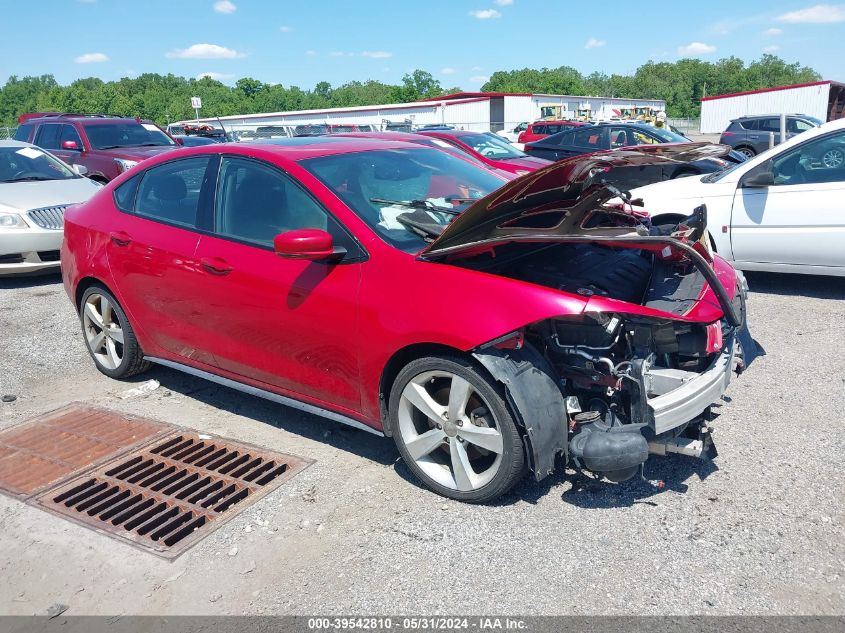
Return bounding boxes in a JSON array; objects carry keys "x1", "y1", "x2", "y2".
[
  {"x1": 0, "y1": 253, "x2": 24, "y2": 264},
  {"x1": 37, "y1": 250, "x2": 61, "y2": 262}
]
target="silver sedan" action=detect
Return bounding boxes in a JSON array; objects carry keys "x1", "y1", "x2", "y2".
[{"x1": 0, "y1": 140, "x2": 102, "y2": 275}]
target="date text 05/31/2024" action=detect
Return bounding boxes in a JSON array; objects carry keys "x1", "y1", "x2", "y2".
[{"x1": 307, "y1": 617, "x2": 528, "y2": 630}]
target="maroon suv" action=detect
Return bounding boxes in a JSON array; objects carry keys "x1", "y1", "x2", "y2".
[{"x1": 15, "y1": 113, "x2": 180, "y2": 182}]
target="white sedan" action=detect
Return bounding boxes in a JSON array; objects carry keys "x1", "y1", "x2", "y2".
[
  {"x1": 630, "y1": 117, "x2": 845, "y2": 277},
  {"x1": 0, "y1": 140, "x2": 101, "y2": 275}
]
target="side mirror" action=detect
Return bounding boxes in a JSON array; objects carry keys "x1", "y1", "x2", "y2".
[
  {"x1": 62, "y1": 140, "x2": 80, "y2": 151},
  {"x1": 72, "y1": 164, "x2": 88, "y2": 176},
  {"x1": 174, "y1": 137, "x2": 185, "y2": 146},
  {"x1": 741, "y1": 160, "x2": 775, "y2": 188},
  {"x1": 273, "y1": 228, "x2": 344, "y2": 261}
]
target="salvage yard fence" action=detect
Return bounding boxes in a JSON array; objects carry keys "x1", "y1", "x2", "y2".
[{"x1": 0, "y1": 126, "x2": 17, "y2": 140}]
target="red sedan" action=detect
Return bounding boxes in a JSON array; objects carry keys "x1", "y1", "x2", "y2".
[
  {"x1": 417, "y1": 130, "x2": 552, "y2": 175},
  {"x1": 62, "y1": 138, "x2": 749, "y2": 502}
]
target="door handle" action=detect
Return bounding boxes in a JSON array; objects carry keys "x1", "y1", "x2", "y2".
[
  {"x1": 109, "y1": 231, "x2": 131, "y2": 247},
  {"x1": 201, "y1": 257, "x2": 233, "y2": 276}
]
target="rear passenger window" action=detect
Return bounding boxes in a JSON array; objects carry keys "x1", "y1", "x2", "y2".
[
  {"x1": 533, "y1": 125, "x2": 546, "y2": 134},
  {"x1": 113, "y1": 174, "x2": 142, "y2": 212},
  {"x1": 14, "y1": 124, "x2": 33, "y2": 141},
  {"x1": 34, "y1": 124, "x2": 62, "y2": 150},
  {"x1": 134, "y1": 157, "x2": 211, "y2": 228},
  {"x1": 572, "y1": 127, "x2": 603, "y2": 148},
  {"x1": 739, "y1": 120, "x2": 757, "y2": 130}
]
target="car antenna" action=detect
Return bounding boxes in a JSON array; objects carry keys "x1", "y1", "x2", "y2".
[{"x1": 216, "y1": 116, "x2": 233, "y2": 142}]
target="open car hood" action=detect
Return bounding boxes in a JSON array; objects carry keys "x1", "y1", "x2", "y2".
[{"x1": 420, "y1": 142, "x2": 729, "y2": 259}]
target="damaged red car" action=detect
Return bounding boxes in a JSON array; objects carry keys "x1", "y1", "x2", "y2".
[{"x1": 61, "y1": 137, "x2": 751, "y2": 503}]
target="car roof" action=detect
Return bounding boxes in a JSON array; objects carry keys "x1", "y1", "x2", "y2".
[
  {"x1": 735, "y1": 113, "x2": 813, "y2": 120},
  {"x1": 25, "y1": 115, "x2": 153, "y2": 125},
  {"x1": 0, "y1": 140, "x2": 34, "y2": 149},
  {"x1": 221, "y1": 137, "x2": 440, "y2": 160}
]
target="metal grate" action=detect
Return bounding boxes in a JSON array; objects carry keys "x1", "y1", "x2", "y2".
[
  {"x1": 27, "y1": 205, "x2": 68, "y2": 230},
  {"x1": 37, "y1": 431, "x2": 312, "y2": 558},
  {"x1": 0, "y1": 404, "x2": 169, "y2": 498}
]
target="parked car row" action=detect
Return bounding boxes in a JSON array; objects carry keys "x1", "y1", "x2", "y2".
[{"x1": 6, "y1": 108, "x2": 842, "y2": 502}]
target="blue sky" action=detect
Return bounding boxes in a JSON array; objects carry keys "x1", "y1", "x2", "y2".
[{"x1": 2, "y1": 0, "x2": 844, "y2": 90}]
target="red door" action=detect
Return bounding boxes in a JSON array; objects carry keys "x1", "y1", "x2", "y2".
[
  {"x1": 106, "y1": 155, "x2": 217, "y2": 364},
  {"x1": 188, "y1": 156, "x2": 364, "y2": 413}
]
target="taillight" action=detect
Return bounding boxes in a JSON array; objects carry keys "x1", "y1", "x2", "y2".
[{"x1": 721, "y1": 132, "x2": 733, "y2": 138}]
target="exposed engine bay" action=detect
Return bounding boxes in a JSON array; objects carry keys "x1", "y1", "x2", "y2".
[{"x1": 462, "y1": 215, "x2": 747, "y2": 485}]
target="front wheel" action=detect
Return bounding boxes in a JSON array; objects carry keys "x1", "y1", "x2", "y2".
[
  {"x1": 80, "y1": 285, "x2": 150, "y2": 379},
  {"x1": 389, "y1": 355, "x2": 526, "y2": 503}
]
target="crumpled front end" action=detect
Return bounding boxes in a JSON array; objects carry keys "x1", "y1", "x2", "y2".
[{"x1": 473, "y1": 268, "x2": 750, "y2": 485}]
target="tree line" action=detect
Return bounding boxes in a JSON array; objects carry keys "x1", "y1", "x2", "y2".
[{"x1": 0, "y1": 55, "x2": 821, "y2": 127}]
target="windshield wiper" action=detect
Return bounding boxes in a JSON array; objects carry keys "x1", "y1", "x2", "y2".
[{"x1": 369, "y1": 198, "x2": 459, "y2": 215}]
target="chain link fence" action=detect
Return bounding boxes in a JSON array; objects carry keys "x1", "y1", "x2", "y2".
[{"x1": 0, "y1": 126, "x2": 17, "y2": 140}]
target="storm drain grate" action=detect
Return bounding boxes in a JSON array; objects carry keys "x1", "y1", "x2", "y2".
[
  {"x1": 0, "y1": 404, "x2": 169, "y2": 498},
  {"x1": 36, "y1": 431, "x2": 312, "y2": 558}
]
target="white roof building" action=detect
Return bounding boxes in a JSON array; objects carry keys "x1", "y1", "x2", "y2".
[{"x1": 183, "y1": 92, "x2": 666, "y2": 135}]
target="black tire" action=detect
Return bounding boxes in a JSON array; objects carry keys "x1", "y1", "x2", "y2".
[
  {"x1": 389, "y1": 354, "x2": 525, "y2": 503},
  {"x1": 736, "y1": 146, "x2": 756, "y2": 159},
  {"x1": 79, "y1": 285, "x2": 150, "y2": 379}
]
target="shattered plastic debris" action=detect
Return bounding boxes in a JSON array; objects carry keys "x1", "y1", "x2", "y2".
[{"x1": 118, "y1": 379, "x2": 160, "y2": 399}]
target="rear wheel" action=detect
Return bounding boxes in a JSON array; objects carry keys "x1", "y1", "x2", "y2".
[
  {"x1": 389, "y1": 355, "x2": 525, "y2": 503},
  {"x1": 80, "y1": 286, "x2": 150, "y2": 379},
  {"x1": 736, "y1": 146, "x2": 756, "y2": 160}
]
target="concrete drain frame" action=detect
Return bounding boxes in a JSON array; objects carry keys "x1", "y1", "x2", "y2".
[{"x1": 0, "y1": 403, "x2": 313, "y2": 559}]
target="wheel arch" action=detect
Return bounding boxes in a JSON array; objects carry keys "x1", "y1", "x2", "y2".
[
  {"x1": 378, "y1": 342, "x2": 468, "y2": 437},
  {"x1": 649, "y1": 212, "x2": 718, "y2": 252},
  {"x1": 74, "y1": 276, "x2": 115, "y2": 313}
]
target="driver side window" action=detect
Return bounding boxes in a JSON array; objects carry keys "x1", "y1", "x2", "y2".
[{"x1": 772, "y1": 131, "x2": 845, "y2": 186}]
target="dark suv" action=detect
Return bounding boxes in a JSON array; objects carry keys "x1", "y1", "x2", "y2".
[
  {"x1": 719, "y1": 114, "x2": 822, "y2": 158},
  {"x1": 15, "y1": 113, "x2": 180, "y2": 182}
]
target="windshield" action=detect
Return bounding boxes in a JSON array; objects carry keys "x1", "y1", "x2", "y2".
[
  {"x1": 460, "y1": 133, "x2": 527, "y2": 159},
  {"x1": 0, "y1": 146, "x2": 76, "y2": 182},
  {"x1": 301, "y1": 148, "x2": 506, "y2": 252},
  {"x1": 84, "y1": 122, "x2": 175, "y2": 149}
]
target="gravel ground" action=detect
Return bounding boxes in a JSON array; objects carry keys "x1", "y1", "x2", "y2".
[{"x1": 0, "y1": 271, "x2": 842, "y2": 616}]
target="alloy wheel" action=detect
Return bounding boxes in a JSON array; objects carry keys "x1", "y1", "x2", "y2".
[
  {"x1": 738, "y1": 147, "x2": 756, "y2": 159},
  {"x1": 822, "y1": 148, "x2": 844, "y2": 169},
  {"x1": 82, "y1": 293, "x2": 125, "y2": 370},
  {"x1": 397, "y1": 370, "x2": 504, "y2": 492}
]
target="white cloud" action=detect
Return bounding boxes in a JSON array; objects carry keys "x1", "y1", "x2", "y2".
[
  {"x1": 469, "y1": 75, "x2": 489, "y2": 83},
  {"x1": 197, "y1": 71, "x2": 234, "y2": 80},
  {"x1": 440, "y1": 67, "x2": 457, "y2": 74},
  {"x1": 763, "y1": 45, "x2": 781, "y2": 52},
  {"x1": 677, "y1": 41, "x2": 717, "y2": 55},
  {"x1": 279, "y1": 25, "x2": 293, "y2": 32},
  {"x1": 305, "y1": 50, "x2": 318, "y2": 56},
  {"x1": 74, "y1": 52, "x2": 109, "y2": 63},
  {"x1": 166, "y1": 43, "x2": 246, "y2": 59},
  {"x1": 471, "y1": 65, "x2": 483, "y2": 71},
  {"x1": 494, "y1": 0, "x2": 514, "y2": 4},
  {"x1": 362, "y1": 50, "x2": 392, "y2": 58},
  {"x1": 777, "y1": 4, "x2": 845, "y2": 23},
  {"x1": 469, "y1": 9, "x2": 501, "y2": 19},
  {"x1": 213, "y1": 0, "x2": 236, "y2": 14},
  {"x1": 764, "y1": 27, "x2": 783, "y2": 35},
  {"x1": 585, "y1": 37, "x2": 606, "y2": 49}
]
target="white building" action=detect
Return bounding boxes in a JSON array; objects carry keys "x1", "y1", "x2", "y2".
[
  {"x1": 700, "y1": 80, "x2": 845, "y2": 134},
  {"x1": 183, "y1": 92, "x2": 666, "y2": 136}
]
